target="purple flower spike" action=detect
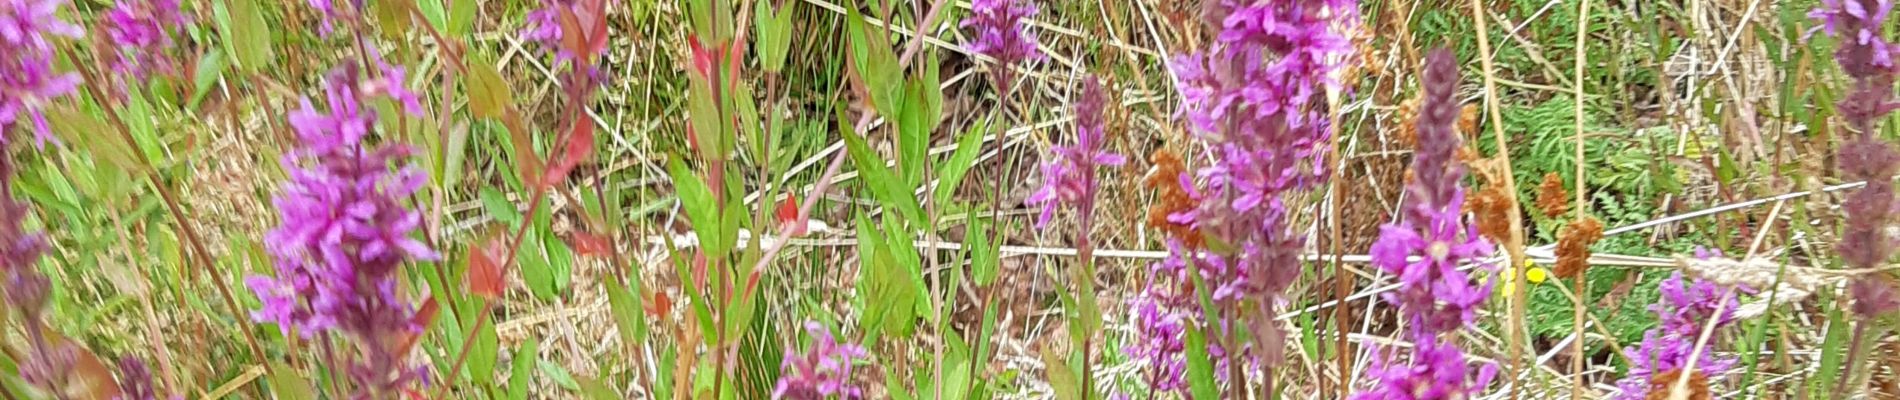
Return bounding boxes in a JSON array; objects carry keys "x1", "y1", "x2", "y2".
[
  {"x1": 1133, "y1": 0, "x2": 1357, "y2": 394},
  {"x1": 1611, "y1": 272, "x2": 1740, "y2": 400},
  {"x1": 248, "y1": 63, "x2": 435, "y2": 397},
  {"x1": 1813, "y1": 0, "x2": 1900, "y2": 320},
  {"x1": 773, "y1": 322, "x2": 870, "y2": 400},
  {"x1": 1, "y1": 0, "x2": 83, "y2": 147},
  {"x1": 961, "y1": 0, "x2": 1042, "y2": 91},
  {"x1": 101, "y1": 0, "x2": 185, "y2": 82},
  {"x1": 1028, "y1": 77, "x2": 1125, "y2": 229},
  {"x1": 1353, "y1": 49, "x2": 1499, "y2": 400}
]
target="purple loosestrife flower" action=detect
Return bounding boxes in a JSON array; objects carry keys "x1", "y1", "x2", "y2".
[
  {"x1": 1126, "y1": 294, "x2": 1189, "y2": 393},
  {"x1": 101, "y1": 0, "x2": 184, "y2": 82},
  {"x1": 1, "y1": 0, "x2": 83, "y2": 147},
  {"x1": 115, "y1": 356, "x2": 161, "y2": 400},
  {"x1": 961, "y1": 0, "x2": 1042, "y2": 91},
  {"x1": 1353, "y1": 49, "x2": 1498, "y2": 400},
  {"x1": 1813, "y1": 0, "x2": 1900, "y2": 318},
  {"x1": 246, "y1": 63, "x2": 436, "y2": 397},
  {"x1": 1028, "y1": 77, "x2": 1125, "y2": 228},
  {"x1": 307, "y1": 0, "x2": 364, "y2": 36},
  {"x1": 1141, "y1": 0, "x2": 1356, "y2": 379},
  {"x1": 773, "y1": 322, "x2": 870, "y2": 400},
  {"x1": 1611, "y1": 272, "x2": 1740, "y2": 400}
]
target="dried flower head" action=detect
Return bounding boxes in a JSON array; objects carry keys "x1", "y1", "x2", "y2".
[
  {"x1": 1535, "y1": 172, "x2": 1570, "y2": 218},
  {"x1": 1458, "y1": 104, "x2": 1481, "y2": 137},
  {"x1": 1553, "y1": 216, "x2": 1603, "y2": 279},
  {"x1": 1644, "y1": 369, "x2": 1712, "y2": 400},
  {"x1": 1143, "y1": 149, "x2": 1201, "y2": 247}
]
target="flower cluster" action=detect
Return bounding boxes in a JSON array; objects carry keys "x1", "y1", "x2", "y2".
[
  {"x1": 1353, "y1": 48, "x2": 1498, "y2": 400},
  {"x1": 246, "y1": 63, "x2": 435, "y2": 397},
  {"x1": 1613, "y1": 272, "x2": 1739, "y2": 400},
  {"x1": 1132, "y1": 0, "x2": 1357, "y2": 392},
  {"x1": 1, "y1": 0, "x2": 85, "y2": 147},
  {"x1": 116, "y1": 356, "x2": 162, "y2": 400},
  {"x1": 306, "y1": 0, "x2": 363, "y2": 36},
  {"x1": 961, "y1": 0, "x2": 1042, "y2": 91},
  {"x1": 100, "y1": 0, "x2": 184, "y2": 82},
  {"x1": 1028, "y1": 77, "x2": 1124, "y2": 228},
  {"x1": 773, "y1": 322, "x2": 870, "y2": 400},
  {"x1": 1813, "y1": 0, "x2": 1900, "y2": 318}
]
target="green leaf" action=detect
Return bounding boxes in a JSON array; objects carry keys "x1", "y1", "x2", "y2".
[
  {"x1": 222, "y1": 0, "x2": 275, "y2": 72},
  {"x1": 967, "y1": 216, "x2": 997, "y2": 286},
  {"x1": 667, "y1": 157, "x2": 725, "y2": 253},
  {"x1": 844, "y1": 4, "x2": 904, "y2": 120},
  {"x1": 577, "y1": 376, "x2": 617, "y2": 400},
  {"x1": 467, "y1": 56, "x2": 514, "y2": 120},
  {"x1": 372, "y1": 0, "x2": 412, "y2": 39},
  {"x1": 416, "y1": 0, "x2": 447, "y2": 30},
  {"x1": 267, "y1": 362, "x2": 316, "y2": 400},
  {"x1": 885, "y1": 369, "x2": 917, "y2": 400},
  {"x1": 1184, "y1": 324, "x2": 1218, "y2": 400},
  {"x1": 754, "y1": 1, "x2": 795, "y2": 72},
  {"x1": 1038, "y1": 347, "x2": 1082, "y2": 400},
  {"x1": 897, "y1": 79, "x2": 932, "y2": 187},
  {"x1": 856, "y1": 215, "x2": 919, "y2": 340},
  {"x1": 480, "y1": 188, "x2": 520, "y2": 225},
  {"x1": 522, "y1": 230, "x2": 557, "y2": 299},
  {"x1": 841, "y1": 118, "x2": 925, "y2": 226},
  {"x1": 545, "y1": 232, "x2": 573, "y2": 293},
  {"x1": 46, "y1": 107, "x2": 143, "y2": 173},
  {"x1": 538, "y1": 360, "x2": 580, "y2": 391},
  {"x1": 1810, "y1": 294, "x2": 1849, "y2": 396},
  {"x1": 448, "y1": 0, "x2": 478, "y2": 36},
  {"x1": 936, "y1": 121, "x2": 986, "y2": 208},
  {"x1": 189, "y1": 50, "x2": 228, "y2": 109},
  {"x1": 469, "y1": 312, "x2": 501, "y2": 384},
  {"x1": 606, "y1": 277, "x2": 647, "y2": 346}
]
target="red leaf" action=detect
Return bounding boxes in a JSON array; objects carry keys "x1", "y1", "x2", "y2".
[
  {"x1": 687, "y1": 35, "x2": 716, "y2": 80},
  {"x1": 582, "y1": 0, "x2": 609, "y2": 58},
  {"x1": 570, "y1": 231, "x2": 612, "y2": 257},
  {"x1": 644, "y1": 288, "x2": 672, "y2": 318},
  {"x1": 557, "y1": 8, "x2": 588, "y2": 62},
  {"x1": 543, "y1": 120, "x2": 594, "y2": 186},
  {"x1": 394, "y1": 298, "x2": 439, "y2": 355},
  {"x1": 776, "y1": 194, "x2": 807, "y2": 237},
  {"x1": 467, "y1": 238, "x2": 506, "y2": 299}
]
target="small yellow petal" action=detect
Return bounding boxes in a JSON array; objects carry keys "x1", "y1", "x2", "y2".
[{"x1": 1527, "y1": 267, "x2": 1549, "y2": 284}]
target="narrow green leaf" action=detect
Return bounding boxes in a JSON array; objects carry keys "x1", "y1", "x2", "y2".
[
  {"x1": 189, "y1": 50, "x2": 228, "y2": 109},
  {"x1": 606, "y1": 277, "x2": 647, "y2": 346},
  {"x1": 841, "y1": 123, "x2": 925, "y2": 226},
  {"x1": 469, "y1": 312, "x2": 501, "y2": 384},
  {"x1": 538, "y1": 360, "x2": 580, "y2": 391},
  {"x1": 897, "y1": 78, "x2": 932, "y2": 187},
  {"x1": 46, "y1": 107, "x2": 143, "y2": 173},
  {"x1": 967, "y1": 216, "x2": 997, "y2": 286},
  {"x1": 1810, "y1": 294, "x2": 1849, "y2": 396},
  {"x1": 508, "y1": 340, "x2": 538, "y2": 400},
  {"x1": 754, "y1": 2, "x2": 795, "y2": 72},
  {"x1": 935, "y1": 121, "x2": 987, "y2": 208},
  {"x1": 667, "y1": 157, "x2": 723, "y2": 251},
  {"x1": 1185, "y1": 324, "x2": 1218, "y2": 400},
  {"x1": 479, "y1": 188, "x2": 520, "y2": 225}
]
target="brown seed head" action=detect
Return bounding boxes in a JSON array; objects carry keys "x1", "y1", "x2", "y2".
[
  {"x1": 1645, "y1": 369, "x2": 1712, "y2": 400},
  {"x1": 1145, "y1": 149, "x2": 1203, "y2": 247},
  {"x1": 1536, "y1": 172, "x2": 1570, "y2": 218},
  {"x1": 1554, "y1": 216, "x2": 1604, "y2": 279}
]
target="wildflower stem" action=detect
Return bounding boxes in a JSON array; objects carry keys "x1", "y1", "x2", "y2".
[
  {"x1": 1464, "y1": 0, "x2": 1532, "y2": 394},
  {"x1": 1570, "y1": 0, "x2": 1591, "y2": 397}
]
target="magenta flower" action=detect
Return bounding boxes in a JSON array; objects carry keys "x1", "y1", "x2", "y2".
[
  {"x1": 1028, "y1": 77, "x2": 1125, "y2": 228},
  {"x1": 1611, "y1": 272, "x2": 1740, "y2": 400},
  {"x1": 101, "y1": 0, "x2": 185, "y2": 82},
  {"x1": 306, "y1": 0, "x2": 364, "y2": 36},
  {"x1": 247, "y1": 63, "x2": 436, "y2": 397},
  {"x1": 1, "y1": 0, "x2": 83, "y2": 147},
  {"x1": 1353, "y1": 49, "x2": 1499, "y2": 400},
  {"x1": 961, "y1": 0, "x2": 1042, "y2": 91},
  {"x1": 773, "y1": 322, "x2": 870, "y2": 400}
]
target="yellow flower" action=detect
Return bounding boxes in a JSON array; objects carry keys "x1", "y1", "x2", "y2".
[{"x1": 1498, "y1": 259, "x2": 1551, "y2": 298}]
